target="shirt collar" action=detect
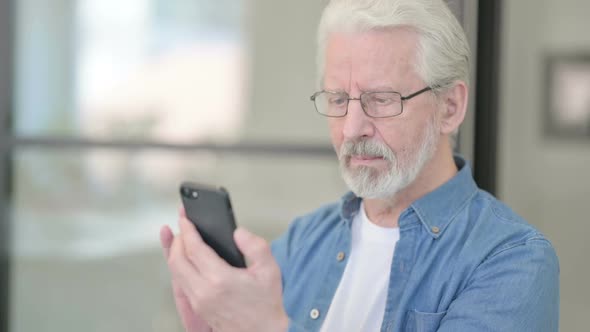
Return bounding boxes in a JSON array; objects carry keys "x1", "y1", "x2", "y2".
[
  {"x1": 339, "y1": 156, "x2": 479, "y2": 238},
  {"x1": 409, "y1": 156, "x2": 479, "y2": 238},
  {"x1": 339, "y1": 191, "x2": 361, "y2": 225}
]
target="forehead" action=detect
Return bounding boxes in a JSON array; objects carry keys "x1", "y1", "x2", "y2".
[{"x1": 323, "y1": 28, "x2": 421, "y2": 89}]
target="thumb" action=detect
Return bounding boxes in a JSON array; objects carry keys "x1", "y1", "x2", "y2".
[
  {"x1": 234, "y1": 227, "x2": 274, "y2": 269},
  {"x1": 160, "y1": 225, "x2": 174, "y2": 259}
]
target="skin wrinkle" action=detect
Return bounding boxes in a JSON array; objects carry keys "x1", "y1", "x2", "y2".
[{"x1": 324, "y1": 27, "x2": 419, "y2": 95}]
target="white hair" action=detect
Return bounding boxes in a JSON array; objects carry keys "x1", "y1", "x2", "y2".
[{"x1": 317, "y1": 0, "x2": 470, "y2": 91}]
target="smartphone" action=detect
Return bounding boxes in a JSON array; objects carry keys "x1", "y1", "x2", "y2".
[{"x1": 179, "y1": 182, "x2": 246, "y2": 268}]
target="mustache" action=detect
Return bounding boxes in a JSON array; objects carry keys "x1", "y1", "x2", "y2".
[{"x1": 339, "y1": 139, "x2": 395, "y2": 161}]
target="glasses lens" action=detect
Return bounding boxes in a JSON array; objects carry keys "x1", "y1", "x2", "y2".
[
  {"x1": 314, "y1": 92, "x2": 348, "y2": 117},
  {"x1": 362, "y1": 92, "x2": 402, "y2": 117}
]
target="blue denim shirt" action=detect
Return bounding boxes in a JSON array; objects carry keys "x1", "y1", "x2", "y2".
[{"x1": 271, "y1": 157, "x2": 559, "y2": 332}]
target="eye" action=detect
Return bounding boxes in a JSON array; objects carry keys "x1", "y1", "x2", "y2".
[
  {"x1": 328, "y1": 95, "x2": 348, "y2": 106},
  {"x1": 366, "y1": 93, "x2": 400, "y2": 107},
  {"x1": 371, "y1": 95, "x2": 394, "y2": 105}
]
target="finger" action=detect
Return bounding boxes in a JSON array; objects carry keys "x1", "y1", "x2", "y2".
[
  {"x1": 160, "y1": 225, "x2": 174, "y2": 259},
  {"x1": 179, "y1": 206, "x2": 186, "y2": 218},
  {"x1": 168, "y1": 235, "x2": 206, "y2": 299},
  {"x1": 179, "y1": 216, "x2": 231, "y2": 274},
  {"x1": 166, "y1": 236, "x2": 214, "y2": 331},
  {"x1": 233, "y1": 227, "x2": 274, "y2": 269}
]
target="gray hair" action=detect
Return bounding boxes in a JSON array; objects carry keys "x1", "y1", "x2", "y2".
[{"x1": 317, "y1": 0, "x2": 470, "y2": 91}]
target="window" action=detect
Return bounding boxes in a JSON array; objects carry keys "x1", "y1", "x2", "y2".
[{"x1": 2, "y1": 1, "x2": 341, "y2": 331}]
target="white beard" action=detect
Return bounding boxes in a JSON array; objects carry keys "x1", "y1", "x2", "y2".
[{"x1": 338, "y1": 117, "x2": 439, "y2": 199}]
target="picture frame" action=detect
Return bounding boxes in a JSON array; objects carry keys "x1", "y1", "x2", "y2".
[{"x1": 544, "y1": 53, "x2": 590, "y2": 139}]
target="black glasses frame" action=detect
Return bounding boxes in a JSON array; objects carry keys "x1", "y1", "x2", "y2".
[{"x1": 310, "y1": 86, "x2": 433, "y2": 118}]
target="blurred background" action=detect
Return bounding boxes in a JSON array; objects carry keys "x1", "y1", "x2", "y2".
[{"x1": 0, "y1": 0, "x2": 587, "y2": 331}]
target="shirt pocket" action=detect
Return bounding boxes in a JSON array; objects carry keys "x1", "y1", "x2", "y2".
[{"x1": 403, "y1": 309, "x2": 447, "y2": 332}]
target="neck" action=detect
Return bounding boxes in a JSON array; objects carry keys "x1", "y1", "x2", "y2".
[{"x1": 363, "y1": 140, "x2": 458, "y2": 228}]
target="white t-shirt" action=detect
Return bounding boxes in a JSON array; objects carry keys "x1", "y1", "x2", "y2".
[{"x1": 320, "y1": 202, "x2": 400, "y2": 332}]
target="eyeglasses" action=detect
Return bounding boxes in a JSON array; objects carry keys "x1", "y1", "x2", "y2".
[{"x1": 310, "y1": 86, "x2": 432, "y2": 118}]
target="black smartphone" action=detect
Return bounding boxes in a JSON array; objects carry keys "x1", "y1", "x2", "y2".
[{"x1": 179, "y1": 182, "x2": 246, "y2": 268}]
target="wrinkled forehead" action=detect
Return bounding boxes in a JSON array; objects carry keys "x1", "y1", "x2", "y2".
[{"x1": 323, "y1": 28, "x2": 421, "y2": 90}]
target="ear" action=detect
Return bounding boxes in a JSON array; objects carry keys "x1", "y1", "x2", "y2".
[{"x1": 438, "y1": 81, "x2": 468, "y2": 135}]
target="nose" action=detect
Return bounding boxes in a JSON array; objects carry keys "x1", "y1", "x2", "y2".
[{"x1": 342, "y1": 98, "x2": 375, "y2": 140}]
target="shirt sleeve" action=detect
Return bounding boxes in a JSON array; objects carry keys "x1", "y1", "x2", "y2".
[
  {"x1": 271, "y1": 216, "x2": 302, "y2": 288},
  {"x1": 271, "y1": 217, "x2": 311, "y2": 331},
  {"x1": 437, "y1": 237, "x2": 559, "y2": 332},
  {"x1": 287, "y1": 320, "x2": 311, "y2": 332}
]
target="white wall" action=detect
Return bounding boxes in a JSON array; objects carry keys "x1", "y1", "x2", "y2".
[
  {"x1": 498, "y1": 1, "x2": 590, "y2": 330},
  {"x1": 245, "y1": 0, "x2": 331, "y2": 144}
]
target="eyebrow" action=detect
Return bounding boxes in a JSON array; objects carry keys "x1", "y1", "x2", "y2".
[
  {"x1": 361, "y1": 85, "x2": 396, "y2": 92},
  {"x1": 323, "y1": 84, "x2": 397, "y2": 91},
  {"x1": 323, "y1": 88, "x2": 347, "y2": 93}
]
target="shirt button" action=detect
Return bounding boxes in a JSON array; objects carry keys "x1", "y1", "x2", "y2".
[
  {"x1": 431, "y1": 226, "x2": 440, "y2": 234},
  {"x1": 336, "y1": 252, "x2": 346, "y2": 261},
  {"x1": 310, "y1": 308, "x2": 320, "y2": 320}
]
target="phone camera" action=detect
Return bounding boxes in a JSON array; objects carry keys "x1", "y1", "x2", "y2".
[{"x1": 182, "y1": 187, "x2": 198, "y2": 199}]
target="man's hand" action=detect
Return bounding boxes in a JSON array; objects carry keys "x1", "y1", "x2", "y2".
[
  {"x1": 161, "y1": 210, "x2": 289, "y2": 332},
  {"x1": 160, "y1": 224, "x2": 212, "y2": 332}
]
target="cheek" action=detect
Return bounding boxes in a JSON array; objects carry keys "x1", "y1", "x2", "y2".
[
  {"x1": 375, "y1": 123, "x2": 411, "y2": 154},
  {"x1": 328, "y1": 118, "x2": 344, "y2": 150}
]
